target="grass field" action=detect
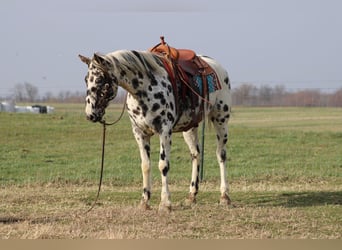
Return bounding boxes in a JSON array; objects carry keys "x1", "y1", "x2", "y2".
[{"x1": 0, "y1": 104, "x2": 341, "y2": 239}]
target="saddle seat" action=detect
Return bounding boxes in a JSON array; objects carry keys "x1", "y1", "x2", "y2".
[{"x1": 149, "y1": 36, "x2": 208, "y2": 76}]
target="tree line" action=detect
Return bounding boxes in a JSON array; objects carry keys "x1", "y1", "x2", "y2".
[
  {"x1": 232, "y1": 83, "x2": 342, "y2": 107},
  {"x1": 5, "y1": 82, "x2": 342, "y2": 107}
]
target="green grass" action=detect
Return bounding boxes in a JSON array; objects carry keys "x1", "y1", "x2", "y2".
[
  {"x1": 1, "y1": 105, "x2": 341, "y2": 186},
  {"x1": 0, "y1": 105, "x2": 341, "y2": 238}
]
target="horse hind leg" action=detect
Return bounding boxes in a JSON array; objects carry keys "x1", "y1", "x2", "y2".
[
  {"x1": 182, "y1": 127, "x2": 200, "y2": 206},
  {"x1": 211, "y1": 112, "x2": 232, "y2": 206}
]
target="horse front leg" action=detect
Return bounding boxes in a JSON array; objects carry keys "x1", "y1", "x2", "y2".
[
  {"x1": 158, "y1": 130, "x2": 172, "y2": 212},
  {"x1": 132, "y1": 127, "x2": 152, "y2": 210}
]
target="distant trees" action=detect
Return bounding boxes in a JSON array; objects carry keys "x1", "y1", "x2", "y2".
[
  {"x1": 232, "y1": 83, "x2": 342, "y2": 107},
  {"x1": 12, "y1": 82, "x2": 39, "y2": 102}
]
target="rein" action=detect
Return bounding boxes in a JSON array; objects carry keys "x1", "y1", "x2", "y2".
[{"x1": 85, "y1": 93, "x2": 127, "y2": 213}]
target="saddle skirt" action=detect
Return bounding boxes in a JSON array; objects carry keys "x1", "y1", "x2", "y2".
[{"x1": 149, "y1": 36, "x2": 221, "y2": 131}]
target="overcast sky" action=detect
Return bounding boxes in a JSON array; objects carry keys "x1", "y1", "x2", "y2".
[{"x1": 1, "y1": 0, "x2": 341, "y2": 97}]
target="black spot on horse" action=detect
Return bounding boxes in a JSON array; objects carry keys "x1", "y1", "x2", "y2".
[
  {"x1": 162, "y1": 161, "x2": 170, "y2": 176},
  {"x1": 152, "y1": 103, "x2": 160, "y2": 112},
  {"x1": 152, "y1": 115, "x2": 163, "y2": 133},
  {"x1": 223, "y1": 104, "x2": 229, "y2": 112},
  {"x1": 138, "y1": 71, "x2": 144, "y2": 79},
  {"x1": 144, "y1": 145, "x2": 150, "y2": 158},
  {"x1": 154, "y1": 92, "x2": 167, "y2": 106},
  {"x1": 136, "y1": 90, "x2": 148, "y2": 98},
  {"x1": 132, "y1": 78, "x2": 139, "y2": 89},
  {"x1": 143, "y1": 188, "x2": 151, "y2": 200},
  {"x1": 150, "y1": 74, "x2": 158, "y2": 86},
  {"x1": 220, "y1": 150, "x2": 226, "y2": 162},
  {"x1": 167, "y1": 112, "x2": 174, "y2": 123},
  {"x1": 133, "y1": 109, "x2": 140, "y2": 115},
  {"x1": 154, "y1": 92, "x2": 163, "y2": 99},
  {"x1": 139, "y1": 100, "x2": 148, "y2": 117},
  {"x1": 170, "y1": 102, "x2": 174, "y2": 111},
  {"x1": 142, "y1": 105, "x2": 148, "y2": 116},
  {"x1": 160, "y1": 150, "x2": 165, "y2": 160},
  {"x1": 160, "y1": 98, "x2": 166, "y2": 105},
  {"x1": 120, "y1": 70, "x2": 126, "y2": 77}
]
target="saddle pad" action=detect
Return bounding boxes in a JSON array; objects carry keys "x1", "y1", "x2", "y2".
[{"x1": 193, "y1": 73, "x2": 221, "y2": 95}]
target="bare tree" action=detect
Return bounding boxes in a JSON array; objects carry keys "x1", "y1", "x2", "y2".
[
  {"x1": 12, "y1": 83, "x2": 25, "y2": 101},
  {"x1": 232, "y1": 83, "x2": 257, "y2": 106},
  {"x1": 12, "y1": 82, "x2": 39, "y2": 102},
  {"x1": 24, "y1": 82, "x2": 39, "y2": 102},
  {"x1": 258, "y1": 84, "x2": 273, "y2": 106}
]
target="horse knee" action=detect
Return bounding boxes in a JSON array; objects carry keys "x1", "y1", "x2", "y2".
[
  {"x1": 141, "y1": 162, "x2": 150, "y2": 173},
  {"x1": 159, "y1": 160, "x2": 170, "y2": 176},
  {"x1": 220, "y1": 149, "x2": 226, "y2": 162}
]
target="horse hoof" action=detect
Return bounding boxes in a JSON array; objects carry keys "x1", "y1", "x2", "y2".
[
  {"x1": 139, "y1": 201, "x2": 152, "y2": 210},
  {"x1": 158, "y1": 203, "x2": 172, "y2": 213},
  {"x1": 219, "y1": 194, "x2": 232, "y2": 206},
  {"x1": 183, "y1": 194, "x2": 196, "y2": 208}
]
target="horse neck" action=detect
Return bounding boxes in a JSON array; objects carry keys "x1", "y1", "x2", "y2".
[{"x1": 111, "y1": 59, "x2": 149, "y2": 97}]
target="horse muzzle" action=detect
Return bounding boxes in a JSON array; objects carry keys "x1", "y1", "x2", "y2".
[{"x1": 87, "y1": 113, "x2": 102, "y2": 123}]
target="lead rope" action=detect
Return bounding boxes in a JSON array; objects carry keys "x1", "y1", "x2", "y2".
[{"x1": 85, "y1": 93, "x2": 127, "y2": 214}]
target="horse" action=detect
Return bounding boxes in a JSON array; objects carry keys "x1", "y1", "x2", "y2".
[{"x1": 79, "y1": 48, "x2": 232, "y2": 212}]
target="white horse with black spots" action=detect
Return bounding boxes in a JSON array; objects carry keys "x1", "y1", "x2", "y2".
[{"x1": 79, "y1": 49, "x2": 232, "y2": 212}]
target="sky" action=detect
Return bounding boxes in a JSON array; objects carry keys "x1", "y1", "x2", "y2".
[{"x1": 1, "y1": 0, "x2": 341, "y2": 97}]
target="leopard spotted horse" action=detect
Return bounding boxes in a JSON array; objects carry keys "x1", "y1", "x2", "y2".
[{"x1": 79, "y1": 48, "x2": 232, "y2": 212}]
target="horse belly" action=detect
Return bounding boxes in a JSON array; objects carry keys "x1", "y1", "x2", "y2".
[{"x1": 172, "y1": 108, "x2": 203, "y2": 132}]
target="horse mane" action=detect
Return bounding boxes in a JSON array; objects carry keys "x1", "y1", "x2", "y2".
[{"x1": 106, "y1": 50, "x2": 165, "y2": 75}]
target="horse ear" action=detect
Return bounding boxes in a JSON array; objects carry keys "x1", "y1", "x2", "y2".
[
  {"x1": 93, "y1": 53, "x2": 111, "y2": 71},
  {"x1": 79, "y1": 54, "x2": 91, "y2": 66}
]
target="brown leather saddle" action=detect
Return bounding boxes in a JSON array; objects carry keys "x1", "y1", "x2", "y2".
[{"x1": 149, "y1": 36, "x2": 220, "y2": 131}]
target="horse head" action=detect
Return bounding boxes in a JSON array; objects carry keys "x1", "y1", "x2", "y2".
[{"x1": 79, "y1": 53, "x2": 118, "y2": 122}]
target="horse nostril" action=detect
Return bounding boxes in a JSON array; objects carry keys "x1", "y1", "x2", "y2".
[{"x1": 87, "y1": 114, "x2": 95, "y2": 121}]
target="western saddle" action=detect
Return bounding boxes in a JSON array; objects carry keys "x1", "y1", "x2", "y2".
[{"x1": 149, "y1": 36, "x2": 220, "y2": 131}]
